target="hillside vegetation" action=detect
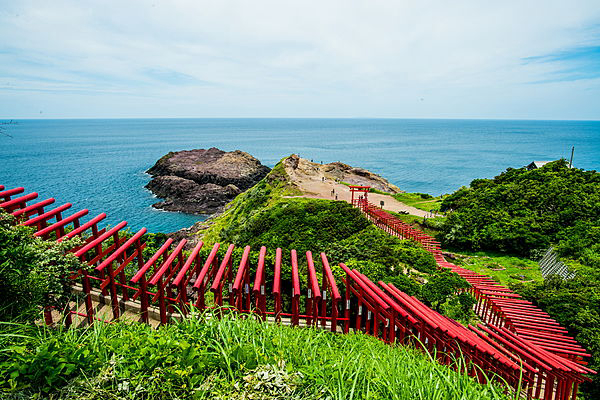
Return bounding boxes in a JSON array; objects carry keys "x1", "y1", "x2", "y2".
[
  {"x1": 439, "y1": 160, "x2": 600, "y2": 398},
  {"x1": 439, "y1": 159, "x2": 599, "y2": 261},
  {"x1": 0, "y1": 214, "x2": 83, "y2": 323},
  {"x1": 195, "y1": 158, "x2": 474, "y2": 322}
]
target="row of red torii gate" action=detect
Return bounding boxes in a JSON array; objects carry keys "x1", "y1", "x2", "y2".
[{"x1": 0, "y1": 183, "x2": 595, "y2": 400}]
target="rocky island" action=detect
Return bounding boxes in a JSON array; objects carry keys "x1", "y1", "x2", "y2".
[{"x1": 146, "y1": 148, "x2": 270, "y2": 214}]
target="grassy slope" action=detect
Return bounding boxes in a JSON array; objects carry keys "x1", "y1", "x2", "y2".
[
  {"x1": 385, "y1": 207, "x2": 544, "y2": 286},
  {"x1": 0, "y1": 313, "x2": 509, "y2": 400},
  {"x1": 191, "y1": 159, "x2": 478, "y2": 326},
  {"x1": 393, "y1": 193, "x2": 446, "y2": 212},
  {"x1": 198, "y1": 159, "x2": 303, "y2": 245},
  {"x1": 387, "y1": 213, "x2": 544, "y2": 286},
  {"x1": 445, "y1": 250, "x2": 543, "y2": 286}
]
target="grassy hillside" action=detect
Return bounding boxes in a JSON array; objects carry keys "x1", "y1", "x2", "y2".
[
  {"x1": 199, "y1": 160, "x2": 303, "y2": 245},
  {"x1": 445, "y1": 250, "x2": 543, "y2": 286},
  {"x1": 393, "y1": 192, "x2": 445, "y2": 213},
  {"x1": 0, "y1": 187, "x2": 502, "y2": 399},
  {"x1": 0, "y1": 312, "x2": 510, "y2": 400},
  {"x1": 193, "y1": 158, "x2": 474, "y2": 322}
]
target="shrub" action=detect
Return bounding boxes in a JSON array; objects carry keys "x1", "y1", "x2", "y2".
[{"x1": 0, "y1": 212, "x2": 83, "y2": 322}]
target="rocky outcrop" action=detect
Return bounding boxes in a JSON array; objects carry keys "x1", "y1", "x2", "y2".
[
  {"x1": 146, "y1": 148, "x2": 270, "y2": 214},
  {"x1": 321, "y1": 161, "x2": 401, "y2": 193},
  {"x1": 283, "y1": 155, "x2": 402, "y2": 194}
]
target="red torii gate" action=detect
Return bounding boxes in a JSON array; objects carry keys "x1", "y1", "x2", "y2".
[
  {"x1": 349, "y1": 185, "x2": 370, "y2": 207},
  {"x1": 1, "y1": 183, "x2": 596, "y2": 399}
]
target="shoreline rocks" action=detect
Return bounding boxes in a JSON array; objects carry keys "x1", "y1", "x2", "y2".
[{"x1": 146, "y1": 148, "x2": 270, "y2": 214}]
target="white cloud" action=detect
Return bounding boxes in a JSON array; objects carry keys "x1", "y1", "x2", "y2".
[{"x1": 0, "y1": 0, "x2": 599, "y2": 118}]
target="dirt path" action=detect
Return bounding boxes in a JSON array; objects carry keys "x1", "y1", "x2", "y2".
[{"x1": 285, "y1": 173, "x2": 435, "y2": 218}]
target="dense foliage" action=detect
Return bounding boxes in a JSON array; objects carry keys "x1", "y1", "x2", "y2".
[
  {"x1": 440, "y1": 160, "x2": 600, "y2": 259},
  {"x1": 226, "y1": 198, "x2": 371, "y2": 253},
  {"x1": 0, "y1": 212, "x2": 83, "y2": 322},
  {"x1": 440, "y1": 160, "x2": 600, "y2": 398},
  {"x1": 200, "y1": 159, "x2": 303, "y2": 245},
  {"x1": 0, "y1": 311, "x2": 509, "y2": 400}
]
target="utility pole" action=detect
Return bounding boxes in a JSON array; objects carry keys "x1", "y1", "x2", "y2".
[{"x1": 569, "y1": 146, "x2": 574, "y2": 168}]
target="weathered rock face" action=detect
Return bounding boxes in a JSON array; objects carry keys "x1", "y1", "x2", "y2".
[
  {"x1": 284, "y1": 155, "x2": 402, "y2": 194},
  {"x1": 146, "y1": 148, "x2": 270, "y2": 214}
]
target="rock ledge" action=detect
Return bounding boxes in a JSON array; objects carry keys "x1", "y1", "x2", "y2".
[{"x1": 146, "y1": 148, "x2": 270, "y2": 214}]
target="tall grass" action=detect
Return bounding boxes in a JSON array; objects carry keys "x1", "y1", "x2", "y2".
[{"x1": 1, "y1": 311, "x2": 510, "y2": 399}]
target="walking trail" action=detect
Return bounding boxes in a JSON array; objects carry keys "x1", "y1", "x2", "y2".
[{"x1": 280, "y1": 156, "x2": 436, "y2": 218}]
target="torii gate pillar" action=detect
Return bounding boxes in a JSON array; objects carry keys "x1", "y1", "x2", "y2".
[{"x1": 349, "y1": 185, "x2": 370, "y2": 207}]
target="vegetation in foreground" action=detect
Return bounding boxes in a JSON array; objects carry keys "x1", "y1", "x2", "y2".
[
  {"x1": 439, "y1": 160, "x2": 599, "y2": 398},
  {"x1": 0, "y1": 312, "x2": 511, "y2": 400}
]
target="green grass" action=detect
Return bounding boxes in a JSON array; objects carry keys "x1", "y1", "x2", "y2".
[
  {"x1": 0, "y1": 312, "x2": 511, "y2": 400},
  {"x1": 445, "y1": 250, "x2": 543, "y2": 286},
  {"x1": 387, "y1": 211, "x2": 445, "y2": 238},
  {"x1": 391, "y1": 212, "x2": 423, "y2": 224},
  {"x1": 198, "y1": 157, "x2": 302, "y2": 244},
  {"x1": 393, "y1": 193, "x2": 445, "y2": 212},
  {"x1": 368, "y1": 187, "x2": 390, "y2": 195}
]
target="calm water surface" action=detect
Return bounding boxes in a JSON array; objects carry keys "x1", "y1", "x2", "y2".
[{"x1": 1, "y1": 118, "x2": 598, "y2": 232}]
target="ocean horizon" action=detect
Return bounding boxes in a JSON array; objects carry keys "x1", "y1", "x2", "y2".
[{"x1": 1, "y1": 118, "x2": 599, "y2": 233}]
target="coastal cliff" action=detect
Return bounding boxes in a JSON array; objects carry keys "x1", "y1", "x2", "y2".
[{"x1": 146, "y1": 148, "x2": 270, "y2": 214}]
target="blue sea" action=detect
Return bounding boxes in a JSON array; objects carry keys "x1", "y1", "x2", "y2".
[{"x1": 1, "y1": 119, "x2": 598, "y2": 233}]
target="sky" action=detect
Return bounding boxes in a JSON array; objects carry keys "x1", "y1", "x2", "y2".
[{"x1": 1, "y1": 1, "x2": 599, "y2": 120}]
